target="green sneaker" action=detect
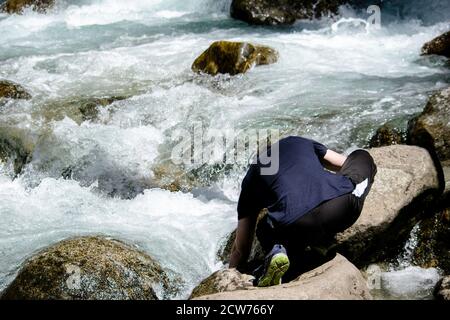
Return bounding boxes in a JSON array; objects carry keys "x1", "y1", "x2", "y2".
[{"x1": 256, "y1": 244, "x2": 290, "y2": 287}]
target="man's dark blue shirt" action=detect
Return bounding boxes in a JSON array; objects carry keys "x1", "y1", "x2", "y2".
[{"x1": 237, "y1": 136, "x2": 355, "y2": 226}]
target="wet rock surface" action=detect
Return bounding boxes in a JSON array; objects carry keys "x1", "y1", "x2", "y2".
[
  {"x1": 0, "y1": 80, "x2": 31, "y2": 100},
  {"x1": 192, "y1": 41, "x2": 278, "y2": 76},
  {"x1": 191, "y1": 254, "x2": 372, "y2": 300},
  {"x1": 1, "y1": 236, "x2": 180, "y2": 300}
]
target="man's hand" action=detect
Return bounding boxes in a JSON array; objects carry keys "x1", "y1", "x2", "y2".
[{"x1": 229, "y1": 215, "x2": 257, "y2": 269}]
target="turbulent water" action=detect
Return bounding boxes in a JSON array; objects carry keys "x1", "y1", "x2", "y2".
[{"x1": 0, "y1": 0, "x2": 449, "y2": 299}]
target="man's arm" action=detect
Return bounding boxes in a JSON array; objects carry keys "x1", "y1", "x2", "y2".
[
  {"x1": 322, "y1": 149, "x2": 347, "y2": 172},
  {"x1": 229, "y1": 215, "x2": 257, "y2": 269}
]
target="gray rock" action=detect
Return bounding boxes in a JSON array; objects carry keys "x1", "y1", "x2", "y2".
[
  {"x1": 421, "y1": 31, "x2": 450, "y2": 58},
  {"x1": 230, "y1": 0, "x2": 345, "y2": 26},
  {"x1": 189, "y1": 269, "x2": 254, "y2": 299},
  {"x1": 191, "y1": 254, "x2": 372, "y2": 300},
  {"x1": 407, "y1": 87, "x2": 450, "y2": 163},
  {"x1": 1, "y1": 236, "x2": 181, "y2": 300},
  {"x1": 336, "y1": 145, "x2": 440, "y2": 264}
]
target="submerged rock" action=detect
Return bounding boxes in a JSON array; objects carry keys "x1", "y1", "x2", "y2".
[
  {"x1": 230, "y1": 0, "x2": 345, "y2": 25},
  {"x1": 421, "y1": 31, "x2": 450, "y2": 58},
  {"x1": 0, "y1": 0, "x2": 54, "y2": 14},
  {"x1": 0, "y1": 80, "x2": 31, "y2": 100},
  {"x1": 0, "y1": 127, "x2": 34, "y2": 175},
  {"x1": 407, "y1": 87, "x2": 450, "y2": 163},
  {"x1": 191, "y1": 254, "x2": 372, "y2": 300},
  {"x1": 77, "y1": 96, "x2": 128, "y2": 122},
  {"x1": 40, "y1": 95, "x2": 128, "y2": 124},
  {"x1": 435, "y1": 276, "x2": 450, "y2": 300},
  {"x1": 336, "y1": 145, "x2": 440, "y2": 265},
  {"x1": 192, "y1": 41, "x2": 278, "y2": 76},
  {"x1": 1, "y1": 236, "x2": 180, "y2": 300},
  {"x1": 369, "y1": 123, "x2": 405, "y2": 148}
]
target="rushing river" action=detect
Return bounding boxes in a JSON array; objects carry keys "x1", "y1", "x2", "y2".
[{"x1": 0, "y1": 0, "x2": 449, "y2": 299}]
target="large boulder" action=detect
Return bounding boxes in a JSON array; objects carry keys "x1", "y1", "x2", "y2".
[
  {"x1": 407, "y1": 87, "x2": 450, "y2": 163},
  {"x1": 230, "y1": 0, "x2": 345, "y2": 26},
  {"x1": 191, "y1": 254, "x2": 372, "y2": 300},
  {"x1": 435, "y1": 276, "x2": 450, "y2": 300},
  {"x1": 421, "y1": 31, "x2": 450, "y2": 58},
  {"x1": 0, "y1": 236, "x2": 180, "y2": 300},
  {"x1": 0, "y1": 80, "x2": 31, "y2": 100},
  {"x1": 0, "y1": 0, "x2": 54, "y2": 14},
  {"x1": 192, "y1": 41, "x2": 278, "y2": 76},
  {"x1": 335, "y1": 145, "x2": 440, "y2": 265}
]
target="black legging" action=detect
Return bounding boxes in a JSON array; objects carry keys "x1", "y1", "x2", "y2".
[{"x1": 256, "y1": 150, "x2": 377, "y2": 277}]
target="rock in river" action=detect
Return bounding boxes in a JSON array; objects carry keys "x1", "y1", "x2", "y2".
[
  {"x1": 0, "y1": 80, "x2": 31, "y2": 100},
  {"x1": 192, "y1": 41, "x2": 278, "y2": 76},
  {"x1": 421, "y1": 31, "x2": 450, "y2": 58},
  {"x1": 369, "y1": 122, "x2": 405, "y2": 148},
  {"x1": 0, "y1": 0, "x2": 55, "y2": 14},
  {"x1": 407, "y1": 87, "x2": 450, "y2": 163},
  {"x1": 1, "y1": 236, "x2": 180, "y2": 300},
  {"x1": 230, "y1": 0, "x2": 345, "y2": 26},
  {"x1": 0, "y1": 0, "x2": 54, "y2": 14}
]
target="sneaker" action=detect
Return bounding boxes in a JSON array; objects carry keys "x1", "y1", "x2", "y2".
[{"x1": 255, "y1": 244, "x2": 290, "y2": 287}]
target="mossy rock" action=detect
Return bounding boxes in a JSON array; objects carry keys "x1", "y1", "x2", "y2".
[
  {"x1": 0, "y1": 80, "x2": 31, "y2": 100},
  {"x1": 1, "y1": 236, "x2": 181, "y2": 300},
  {"x1": 369, "y1": 123, "x2": 405, "y2": 148},
  {"x1": 411, "y1": 208, "x2": 450, "y2": 274},
  {"x1": 192, "y1": 41, "x2": 278, "y2": 76},
  {"x1": 421, "y1": 31, "x2": 450, "y2": 58},
  {"x1": 0, "y1": 0, "x2": 54, "y2": 14}
]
